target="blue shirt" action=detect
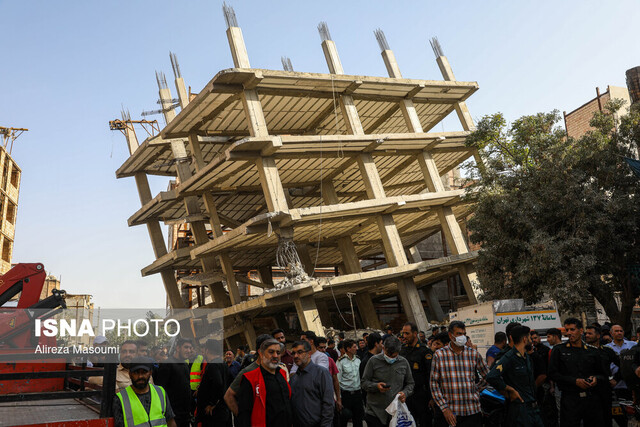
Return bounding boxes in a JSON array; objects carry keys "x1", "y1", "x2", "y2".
[
  {"x1": 486, "y1": 345, "x2": 501, "y2": 362},
  {"x1": 227, "y1": 360, "x2": 241, "y2": 379}
]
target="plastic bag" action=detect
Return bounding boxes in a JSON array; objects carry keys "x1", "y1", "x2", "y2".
[{"x1": 386, "y1": 394, "x2": 416, "y2": 427}]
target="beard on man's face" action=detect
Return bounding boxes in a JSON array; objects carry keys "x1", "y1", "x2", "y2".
[{"x1": 133, "y1": 377, "x2": 149, "y2": 390}]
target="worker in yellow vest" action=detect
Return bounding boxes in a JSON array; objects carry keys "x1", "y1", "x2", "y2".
[
  {"x1": 113, "y1": 356, "x2": 177, "y2": 427},
  {"x1": 190, "y1": 354, "x2": 204, "y2": 391}
]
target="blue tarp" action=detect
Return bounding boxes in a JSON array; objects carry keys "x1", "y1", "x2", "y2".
[{"x1": 624, "y1": 157, "x2": 640, "y2": 179}]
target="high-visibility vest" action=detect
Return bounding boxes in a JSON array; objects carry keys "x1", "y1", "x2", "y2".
[
  {"x1": 243, "y1": 367, "x2": 291, "y2": 427},
  {"x1": 116, "y1": 384, "x2": 168, "y2": 427},
  {"x1": 190, "y1": 354, "x2": 204, "y2": 391}
]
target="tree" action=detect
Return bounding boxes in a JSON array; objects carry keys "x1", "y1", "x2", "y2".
[{"x1": 465, "y1": 101, "x2": 640, "y2": 330}]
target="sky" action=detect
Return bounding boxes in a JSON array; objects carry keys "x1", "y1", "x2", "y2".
[{"x1": 1, "y1": 1, "x2": 638, "y2": 308}]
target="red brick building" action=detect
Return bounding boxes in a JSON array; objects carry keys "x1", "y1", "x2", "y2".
[{"x1": 564, "y1": 85, "x2": 631, "y2": 138}]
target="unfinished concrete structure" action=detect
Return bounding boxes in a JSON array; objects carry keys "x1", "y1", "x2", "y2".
[
  {"x1": 113, "y1": 8, "x2": 482, "y2": 345},
  {"x1": 0, "y1": 127, "x2": 23, "y2": 274}
]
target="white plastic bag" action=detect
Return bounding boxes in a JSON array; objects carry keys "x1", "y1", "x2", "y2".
[{"x1": 385, "y1": 394, "x2": 416, "y2": 427}]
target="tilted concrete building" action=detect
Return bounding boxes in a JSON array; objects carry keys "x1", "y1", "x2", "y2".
[{"x1": 113, "y1": 8, "x2": 482, "y2": 347}]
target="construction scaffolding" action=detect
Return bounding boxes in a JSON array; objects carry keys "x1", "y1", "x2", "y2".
[{"x1": 113, "y1": 7, "x2": 483, "y2": 347}]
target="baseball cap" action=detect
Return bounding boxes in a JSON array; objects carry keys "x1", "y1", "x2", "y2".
[
  {"x1": 93, "y1": 335, "x2": 108, "y2": 345},
  {"x1": 129, "y1": 356, "x2": 154, "y2": 372}
]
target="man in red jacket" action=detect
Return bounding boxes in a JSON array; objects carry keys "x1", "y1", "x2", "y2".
[{"x1": 237, "y1": 338, "x2": 292, "y2": 427}]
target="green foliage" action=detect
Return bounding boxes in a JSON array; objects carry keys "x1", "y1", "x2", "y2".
[{"x1": 466, "y1": 100, "x2": 640, "y2": 327}]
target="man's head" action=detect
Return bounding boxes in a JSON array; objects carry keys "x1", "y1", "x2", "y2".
[
  {"x1": 237, "y1": 346, "x2": 246, "y2": 357},
  {"x1": 135, "y1": 340, "x2": 149, "y2": 357},
  {"x1": 601, "y1": 330, "x2": 613, "y2": 344},
  {"x1": 362, "y1": 332, "x2": 369, "y2": 340},
  {"x1": 224, "y1": 350, "x2": 235, "y2": 363},
  {"x1": 367, "y1": 332, "x2": 383, "y2": 354},
  {"x1": 505, "y1": 322, "x2": 522, "y2": 346},
  {"x1": 611, "y1": 324, "x2": 625, "y2": 343},
  {"x1": 419, "y1": 331, "x2": 426, "y2": 342},
  {"x1": 271, "y1": 329, "x2": 286, "y2": 344},
  {"x1": 337, "y1": 340, "x2": 345, "y2": 355},
  {"x1": 204, "y1": 339, "x2": 219, "y2": 362},
  {"x1": 430, "y1": 332, "x2": 450, "y2": 351},
  {"x1": 448, "y1": 321, "x2": 467, "y2": 348},
  {"x1": 301, "y1": 330, "x2": 317, "y2": 349},
  {"x1": 93, "y1": 335, "x2": 108, "y2": 347},
  {"x1": 564, "y1": 318, "x2": 584, "y2": 345},
  {"x1": 315, "y1": 336, "x2": 328, "y2": 353},
  {"x1": 440, "y1": 326, "x2": 447, "y2": 333},
  {"x1": 258, "y1": 338, "x2": 282, "y2": 371},
  {"x1": 385, "y1": 325, "x2": 393, "y2": 335},
  {"x1": 510, "y1": 326, "x2": 531, "y2": 348},
  {"x1": 494, "y1": 332, "x2": 507, "y2": 349},
  {"x1": 254, "y1": 334, "x2": 273, "y2": 361},
  {"x1": 292, "y1": 340, "x2": 311, "y2": 368},
  {"x1": 328, "y1": 339, "x2": 335, "y2": 349},
  {"x1": 175, "y1": 338, "x2": 194, "y2": 361},
  {"x1": 129, "y1": 356, "x2": 154, "y2": 391},
  {"x1": 343, "y1": 339, "x2": 357, "y2": 358},
  {"x1": 585, "y1": 325, "x2": 602, "y2": 345},
  {"x1": 338, "y1": 332, "x2": 345, "y2": 341},
  {"x1": 546, "y1": 328, "x2": 562, "y2": 346},
  {"x1": 358, "y1": 339, "x2": 365, "y2": 350},
  {"x1": 401, "y1": 322, "x2": 419, "y2": 346},
  {"x1": 530, "y1": 330, "x2": 541, "y2": 346},
  {"x1": 383, "y1": 336, "x2": 401, "y2": 361},
  {"x1": 120, "y1": 340, "x2": 138, "y2": 365}
]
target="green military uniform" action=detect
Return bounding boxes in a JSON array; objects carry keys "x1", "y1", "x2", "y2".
[
  {"x1": 548, "y1": 341, "x2": 607, "y2": 427},
  {"x1": 399, "y1": 341, "x2": 433, "y2": 427},
  {"x1": 486, "y1": 347, "x2": 544, "y2": 427}
]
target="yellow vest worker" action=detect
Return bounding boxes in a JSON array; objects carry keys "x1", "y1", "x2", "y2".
[
  {"x1": 190, "y1": 354, "x2": 204, "y2": 391},
  {"x1": 113, "y1": 356, "x2": 177, "y2": 427}
]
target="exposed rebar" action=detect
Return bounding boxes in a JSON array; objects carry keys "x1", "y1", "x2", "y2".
[
  {"x1": 169, "y1": 52, "x2": 181, "y2": 79},
  {"x1": 222, "y1": 2, "x2": 238, "y2": 28},
  {"x1": 430, "y1": 37, "x2": 444, "y2": 58},
  {"x1": 318, "y1": 21, "x2": 332, "y2": 42},
  {"x1": 120, "y1": 108, "x2": 131, "y2": 121},
  {"x1": 374, "y1": 28, "x2": 389, "y2": 52},
  {"x1": 281, "y1": 56, "x2": 294, "y2": 72},
  {"x1": 155, "y1": 71, "x2": 168, "y2": 90}
]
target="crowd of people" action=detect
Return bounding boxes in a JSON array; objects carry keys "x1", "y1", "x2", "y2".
[{"x1": 105, "y1": 319, "x2": 640, "y2": 427}]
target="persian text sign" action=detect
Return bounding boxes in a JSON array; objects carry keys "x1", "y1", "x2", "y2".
[{"x1": 494, "y1": 310, "x2": 561, "y2": 333}]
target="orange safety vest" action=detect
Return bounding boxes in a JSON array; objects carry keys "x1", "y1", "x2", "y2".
[{"x1": 242, "y1": 366, "x2": 290, "y2": 427}]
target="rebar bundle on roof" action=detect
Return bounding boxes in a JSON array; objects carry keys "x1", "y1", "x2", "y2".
[
  {"x1": 281, "y1": 56, "x2": 294, "y2": 72},
  {"x1": 374, "y1": 29, "x2": 390, "y2": 52},
  {"x1": 170, "y1": 52, "x2": 182, "y2": 79},
  {"x1": 155, "y1": 71, "x2": 168, "y2": 90},
  {"x1": 222, "y1": 3, "x2": 238, "y2": 28},
  {"x1": 318, "y1": 21, "x2": 332, "y2": 42},
  {"x1": 430, "y1": 37, "x2": 444, "y2": 58}
]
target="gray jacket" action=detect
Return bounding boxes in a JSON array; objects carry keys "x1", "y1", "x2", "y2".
[{"x1": 361, "y1": 353, "x2": 414, "y2": 424}]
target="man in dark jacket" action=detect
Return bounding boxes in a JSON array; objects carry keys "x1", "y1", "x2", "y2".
[
  {"x1": 154, "y1": 338, "x2": 195, "y2": 427},
  {"x1": 196, "y1": 339, "x2": 232, "y2": 426}
]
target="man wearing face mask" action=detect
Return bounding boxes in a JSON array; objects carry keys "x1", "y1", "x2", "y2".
[
  {"x1": 430, "y1": 321, "x2": 489, "y2": 427},
  {"x1": 486, "y1": 325, "x2": 544, "y2": 427},
  {"x1": 361, "y1": 336, "x2": 414, "y2": 427}
]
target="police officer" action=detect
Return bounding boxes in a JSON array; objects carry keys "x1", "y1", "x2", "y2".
[
  {"x1": 584, "y1": 324, "x2": 619, "y2": 427},
  {"x1": 548, "y1": 318, "x2": 607, "y2": 427},
  {"x1": 400, "y1": 322, "x2": 433, "y2": 427},
  {"x1": 487, "y1": 325, "x2": 544, "y2": 427}
]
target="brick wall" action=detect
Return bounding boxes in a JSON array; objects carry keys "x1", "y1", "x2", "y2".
[{"x1": 565, "y1": 92, "x2": 611, "y2": 139}]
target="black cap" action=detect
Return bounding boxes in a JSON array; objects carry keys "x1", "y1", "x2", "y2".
[{"x1": 129, "y1": 356, "x2": 154, "y2": 372}]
